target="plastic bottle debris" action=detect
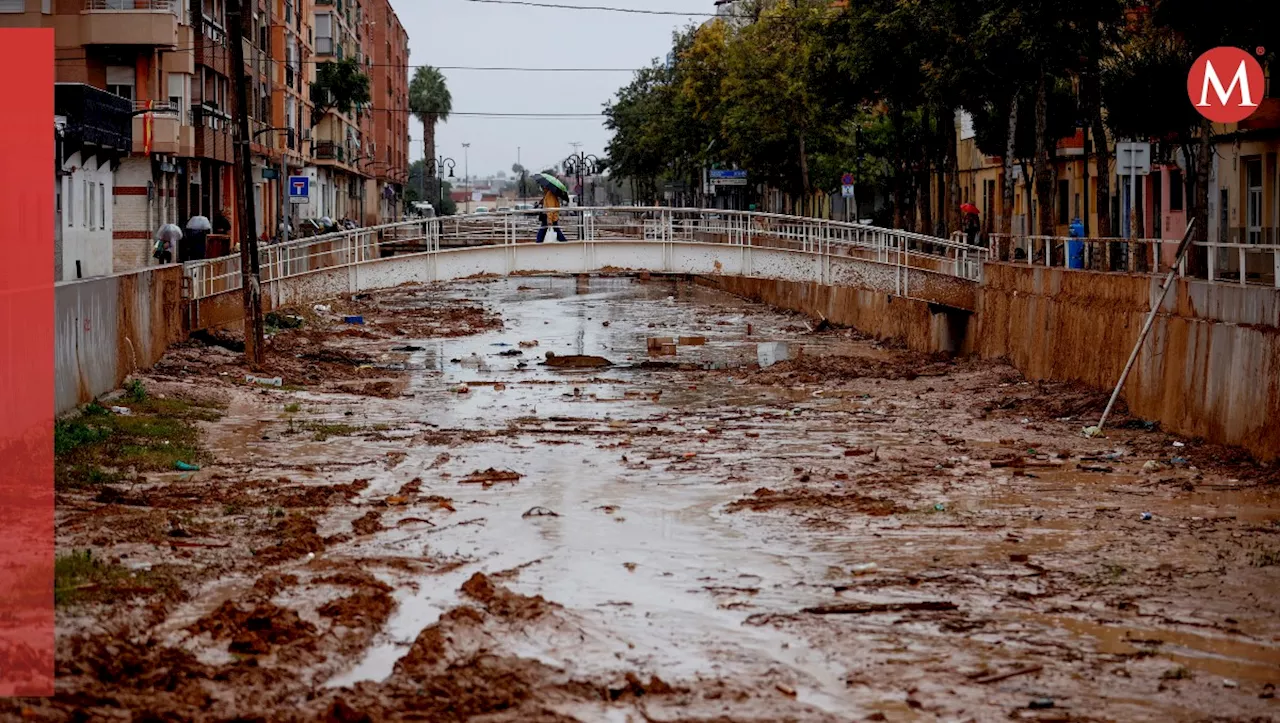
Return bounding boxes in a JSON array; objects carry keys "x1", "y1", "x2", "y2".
[
  {"x1": 1141, "y1": 512, "x2": 1153, "y2": 521},
  {"x1": 175, "y1": 461, "x2": 200, "y2": 471},
  {"x1": 343, "y1": 315, "x2": 364, "y2": 325},
  {"x1": 1082, "y1": 425, "x2": 1103, "y2": 438},
  {"x1": 1172, "y1": 441, "x2": 1186, "y2": 448},
  {"x1": 1029, "y1": 699, "x2": 1055, "y2": 710},
  {"x1": 245, "y1": 374, "x2": 283, "y2": 387},
  {"x1": 109, "y1": 406, "x2": 132, "y2": 415},
  {"x1": 851, "y1": 562, "x2": 877, "y2": 575},
  {"x1": 934, "y1": 503, "x2": 946, "y2": 512},
  {"x1": 1223, "y1": 679, "x2": 1239, "y2": 689}
]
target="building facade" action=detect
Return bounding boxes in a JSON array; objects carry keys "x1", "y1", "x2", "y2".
[
  {"x1": 364, "y1": 0, "x2": 408, "y2": 224},
  {"x1": 304, "y1": 0, "x2": 365, "y2": 223}
]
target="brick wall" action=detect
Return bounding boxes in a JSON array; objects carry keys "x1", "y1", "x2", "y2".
[{"x1": 112, "y1": 158, "x2": 154, "y2": 272}]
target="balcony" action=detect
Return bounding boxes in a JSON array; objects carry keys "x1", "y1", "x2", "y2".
[
  {"x1": 54, "y1": 83, "x2": 132, "y2": 160},
  {"x1": 313, "y1": 141, "x2": 345, "y2": 163},
  {"x1": 80, "y1": 0, "x2": 181, "y2": 47},
  {"x1": 132, "y1": 101, "x2": 182, "y2": 155}
]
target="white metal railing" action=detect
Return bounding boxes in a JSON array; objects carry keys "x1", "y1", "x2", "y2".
[
  {"x1": 968, "y1": 232, "x2": 1280, "y2": 288},
  {"x1": 183, "y1": 207, "x2": 986, "y2": 301}
]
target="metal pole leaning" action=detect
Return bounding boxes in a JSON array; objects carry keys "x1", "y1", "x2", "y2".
[{"x1": 1089, "y1": 219, "x2": 1196, "y2": 437}]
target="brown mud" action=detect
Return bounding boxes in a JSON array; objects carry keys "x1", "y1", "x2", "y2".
[{"x1": 10, "y1": 275, "x2": 1280, "y2": 722}]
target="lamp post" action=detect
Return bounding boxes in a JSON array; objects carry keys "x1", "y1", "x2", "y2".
[
  {"x1": 426, "y1": 156, "x2": 456, "y2": 215},
  {"x1": 563, "y1": 151, "x2": 599, "y2": 240},
  {"x1": 462, "y1": 143, "x2": 471, "y2": 214}
]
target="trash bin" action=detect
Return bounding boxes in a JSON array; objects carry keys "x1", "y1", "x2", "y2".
[{"x1": 1067, "y1": 217, "x2": 1085, "y2": 269}]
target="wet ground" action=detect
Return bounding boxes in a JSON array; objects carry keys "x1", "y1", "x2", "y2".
[{"x1": 12, "y1": 275, "x2": 1280, "y2": 722}]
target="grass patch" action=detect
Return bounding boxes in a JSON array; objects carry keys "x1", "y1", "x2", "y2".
[
  {"x1": 302, "y1": 422, "x2": 364, "y2": 442},
  {"x1": 124, "y1": 378, "x2": 148, "y2": 403},
  {"x1": 55, "y1": 394, "x2": 224, "y2": 489},
  {"x1": 54, "y1": 550, "x2": 129, "y2": 605},
  {"x1": 284, "y1": 402, "x2": 301, "y2": 414},
  {"x1": 1250, "y1": 547, "x2": 1280, "y2": 567}
]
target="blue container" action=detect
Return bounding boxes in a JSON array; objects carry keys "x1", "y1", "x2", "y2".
[
  {"x1": 1067, "y1": 240, "x2": 1085, "y2": 269},
  {"x1": 343, "y1": 315, "x2": 364, "y2": 324}
]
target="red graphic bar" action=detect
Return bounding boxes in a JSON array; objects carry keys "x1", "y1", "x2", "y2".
[{"x1": 0, "y1": 29, "x2": 55, "y2": 696}]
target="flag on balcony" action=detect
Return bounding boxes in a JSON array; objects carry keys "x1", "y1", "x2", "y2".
[{"x1": 143, "y1": 100, "x2": 153, "y2": 156}]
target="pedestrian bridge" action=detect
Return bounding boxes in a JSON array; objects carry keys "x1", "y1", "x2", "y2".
[{"x1": 183, "y1": 207, "x2": 986, "y2": 331}]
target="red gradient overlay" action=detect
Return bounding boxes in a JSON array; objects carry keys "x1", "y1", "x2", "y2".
[{"x1": 0, "y1": 29, "x2": 55, "y2": 696}]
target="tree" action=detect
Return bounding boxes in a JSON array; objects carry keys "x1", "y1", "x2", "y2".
[
  {"x1": 409, "y1": 66, "x2": 453, "y2": 184},
  {"x1": 311, "y1": 58, "x2": 371, "y2": 124}
]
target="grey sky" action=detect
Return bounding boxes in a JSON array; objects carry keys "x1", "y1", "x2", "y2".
[{"x1": 394, "y1": 0, "x2": 709, "y2": 179}]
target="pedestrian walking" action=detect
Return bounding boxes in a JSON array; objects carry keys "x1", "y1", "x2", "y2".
[
  {"x1": 531, "y1": 172, "x2": 569, "y2": 243},
  {"x1": 961, "y1": 203, "x2": 981, "y2": 246}
]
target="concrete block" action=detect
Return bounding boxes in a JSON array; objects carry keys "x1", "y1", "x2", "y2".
[{"x1": 757, "y1": 342, "x2": 789, "y2": 368}]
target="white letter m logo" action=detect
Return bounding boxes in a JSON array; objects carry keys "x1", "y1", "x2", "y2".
[{"x1": 1198, "y1": 60, "x2": 1258, "y2": 107}]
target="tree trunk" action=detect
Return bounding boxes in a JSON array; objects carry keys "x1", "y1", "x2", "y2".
[
  {"x1": 1091, "y1": 104, "x2": 1111, "y2": 238},
  {"x1": 230, "y1": 0, "x2": 264, "y2": 368},
  {"x1": 919, "y1": 107, "x2": 934, "y2": 237},
  {"x1": 1033, "y1": 71, "x2": 1055, "y2": 237},
  {"x1": 798, "y1": 130, "x2": 810, "y2": 217},
  {"x1": 1188, "y1": 119, "x2": 1212, "y2": 276},
  {"x1": 943, "y1": 105, "x2": 960, "y2": 236},
  {"x1": 1001, "y1": 94, "x2": 1018, "y2": 242}
]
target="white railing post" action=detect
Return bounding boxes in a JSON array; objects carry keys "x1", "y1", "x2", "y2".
[
  {"x1": 1239, "y1": 247, "x2": 1247, "y2": 286},
  {"x1": 1274, "y1": 248, "x2": 1280, "y2": 289},
  {"x1": 1208, "y1": 245, "x2": 1216, "y2": 281}
]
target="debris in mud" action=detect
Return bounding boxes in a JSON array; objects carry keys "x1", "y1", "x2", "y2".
[
  {"x1": 800, "y1": 601, "x2": 958, "y2": 615},
  {"x1": 255, "y1": 515, "x2": 325, "y2": 563},
  {"x1": 460, "y1": 468, "x2": 522, "y2": 487},
  {"x1": 727, "y1": 486, "x2": 902, "y2": 515},
  {"x1": 522, "y1": 506, "x2": 559, "y2": 518},
  {"x1": 496, "y1": 349, "x2": 523, "y2": 357},
  {"x1": 542, "y1": 351, "x2": 612, "y2": 368},
  {"x1": 300, "y1": 347, "x2": 373, "y2": 367},
  {"x1": 391, "y1": 345, "x2": 423, "y2": 352},
  {"x1": 971, "y1": 665, "x2": 1044, "y2": 684},
  {"x1": 518, "y1": 340, "x2": 539, "y2": 348},
  {"x1": 351, "y1": 511, "x2": 382, "y2": 535}
]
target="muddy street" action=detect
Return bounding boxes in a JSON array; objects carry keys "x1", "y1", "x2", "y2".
[{"x1": 19, "y1": 275, "x2": 1280, "y2": 722}]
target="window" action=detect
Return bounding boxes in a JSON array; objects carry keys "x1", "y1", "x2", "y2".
[
  {"x1": 106, "y1": 65, "x2": 135, "y2": 102},
  {"x1": 0, "y1": 0, "x2": 25, "y2": 12},
  {"x1": 1246, "y1": 157, "x2": 1263, "y2": 243},
  {"x1": 1168, "y1": 168, "x2": 1183, "y2": 211},
  {"x1": 316, "y1": 13, "x2": 332, "y2": 54},
  {"x1": 84, "y1": 180, "x2": 92, "y2": 228},
  {"x1": 1058, "y1": 179, "x2": 1069, "y2": 225},
  {"x1": 99, "y1": 183, "x2": 105, "y2": 229},
  {"x1": 168, "y1": 73, "x2": 185, "y2": 119},
  {"x1": 66, "y1": 177, "x2": 73, "y2": 227}
]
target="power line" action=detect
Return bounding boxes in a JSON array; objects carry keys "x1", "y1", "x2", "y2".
[
  {"x1": 54, "y1": 54, "x2": 641, "y2": 72},
  {"x1": 462, "y1": 0, "x2": 724, "y2": 16}
]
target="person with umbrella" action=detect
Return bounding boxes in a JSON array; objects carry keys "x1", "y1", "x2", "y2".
[
  {"x1": 183, "y1": 215, "x2": 212, "y2": 262},
  {"x1": 960, "y1": 202, "x2": 981, "y2": 246},
  {"x1": 153, "y1": 224, "x2": 182, "y2": 265},
  {"x1": 533, "y1": 172, "x2": 569, "y2": 243}
]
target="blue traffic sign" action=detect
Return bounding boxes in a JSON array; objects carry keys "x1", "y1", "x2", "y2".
[
  {"x1": 288, "y1": 176, "x2": 310, "y2": 198},
  {"x1": 709, "y1": 169, "x2": 747, "y2": 179}
]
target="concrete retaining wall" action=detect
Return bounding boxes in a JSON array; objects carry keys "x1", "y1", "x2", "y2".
[{"x1": 55, "y1": 264, "x2": 185, "y2": 413}]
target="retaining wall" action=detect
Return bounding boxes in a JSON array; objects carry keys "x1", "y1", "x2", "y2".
[{"x1": 55, "y1": 264, "x2": 185, "y2": 413}]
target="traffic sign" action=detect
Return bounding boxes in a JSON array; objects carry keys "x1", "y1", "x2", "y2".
[
  {"x1": 710, "y1": 169, "x2": 747, "y2": 186},
  {"x1": 261, "y1": 168, "x2": 279, "y2": 180},
  {"x1": 841, "y1": 172, "x2": 854, "y2": 186},
  {"x1": 288, "y1": 175, "x2": 310, "y2": 204},
  {"x1": 842, "y1": 184, "x2": 856, "y2": 198}
]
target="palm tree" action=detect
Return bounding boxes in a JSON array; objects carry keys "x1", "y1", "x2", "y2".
[{"x1": 409, "y1": 66, "x2": 452, "y2": 199}]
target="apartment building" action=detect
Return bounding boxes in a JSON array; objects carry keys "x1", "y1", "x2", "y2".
[
  {"x1": 364, "y1": 0, "x2": 408, "y2": 224},
  {"x1": 303, "y1": 0, "x2": 365, "y2": 223},
  {"x1": 1, "y1": 0, "x2": 238, "y2": 272}
]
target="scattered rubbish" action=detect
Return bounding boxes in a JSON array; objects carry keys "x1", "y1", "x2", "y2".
[
  {"x1": 746, "y1": 323, "x2": 753, "y2": 335},
  {"x1": 1172, "y1": 441, "x2": 1186, "y2": 447},
  {"x1": 1142, "y1": 460, "x2": 1166, "y2": 472},
  {"x1": 971, "y1": 665, "x2": 1043, "y2": 684},
  {"x1": 1082, "y1": 425, "x2": 1103, "y2": 438},
  {"x1": 757, "y1": 342, "x2": 790, "y2": 368},
  {"x1": 109, "y1": 406, "x2": 132, "y2": 416},
  {"x1": 1021, "y1": 417, "x2": 1031, "y2": 424},
  {"x1": 1171, "y1": 456, "x2": 1189, "y2": 466},
  {"x1": 801, "y1": 601, "x2": 957, "y2": 615},
  {"x1": 775, "y1": 684, "x2": 796, "y2": 698},
  {"x1": 343, "y1": 315, "x2": 364, "y2": 325},
  {"x1": 1261, "y1": 683, "x2": 1275, "y2": 699},
  {"x1": 1078, "y1": 464, "x2": 1114, "y2": 473},
  {"x1": 245, "y1": 374, "x2": 283, "y2": 387},
  {"x1": 542, "y1": 352, "x2": 611, "y2": 368},
  {"x1": 1029, "y1": 698, "x2": 1055, "y2": 710},
  {"x1": 1223, "y1": 679, "x2": 1239, "y2": 689},
  {"x1": 623, "y1": 562, "x2": 637, "y2": 571},
  {"x1": 460, "y1": 468, "x2": 522, "y2": 487},
  {"x1": 1141, "y1": 512, "x2": 1153, "y2": 521},
  {"x1": 851, "y1": 563, "x2": 878, "y2": 575},
  {"x1": 678, "y1": 336, "x2": 706, "y2": 346},
  {"x1": 175, "y1": 461, "x2": 200, "y2": 472},
  {"x1": 602, "y1": 321, "x2": 610, "y2": 327},
  {"x1": 497, "y1": 349, "x2": 523, "y2": 357},
  {"x1": 933, "y1": 503, "x2": 946, "y2": 512},
  {"x1": 312, "y1": 304, "x2": 331, "y2": 313},
  {"x1": 451, "y1": 384, "x2": 470, "y2": 394},
  {"x1": 519, "y1": 340, "x2": 540, "y2": 348},
  {"x1": 522, "y1": 506, "x2": 560, "y2": 518},
  {"x1": 391, "y1": 345, "x2": 423, "y2": 352},
  {"x1": 492, "y1": 342, "x2": 512, "y2": 347}
]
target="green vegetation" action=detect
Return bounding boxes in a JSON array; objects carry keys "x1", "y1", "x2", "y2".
[
  {"x1": 54, "y1": 394, "x2": 223, "y2": 489},
  {"x1": 302, "y1": 422, "x2": 364, "y2": 442},
  {"x1": 124, "y1": 378, "x2": 148, "y2": 403},
  {"x1": 284, "y1": 402, "x2": 302, "y2": 414}
]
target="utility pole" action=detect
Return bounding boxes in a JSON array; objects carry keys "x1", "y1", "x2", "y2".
[
  {"x1": 229, "y1": 0, "x2": 265, "y2": 367},
  {"x1": 462, "y1": 142, "x2": 470, "y2": 213}
]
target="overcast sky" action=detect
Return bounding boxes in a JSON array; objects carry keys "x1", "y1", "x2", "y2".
[{"x1": 393, "y1": 0, "x2": 711, "y2": 179}]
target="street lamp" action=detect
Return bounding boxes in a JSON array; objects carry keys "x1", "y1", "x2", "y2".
[
  {"x1": 462, "y1": 143, "x2": 471, "y2": 214},
  {"x1": 426, "y1": 156, "x2": 456, "y2": 215},
  {"x1": 563, "y1": 151, "x2": 600, "y2": 240}
]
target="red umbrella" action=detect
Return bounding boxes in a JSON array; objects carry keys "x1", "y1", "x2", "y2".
[{"x1": 960, "y1": 203, "x2": 980, "y2": 215}]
